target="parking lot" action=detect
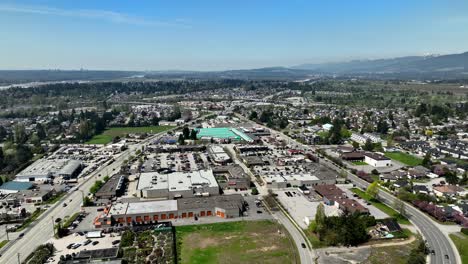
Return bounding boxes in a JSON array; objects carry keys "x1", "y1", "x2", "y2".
[
  {"x1": 275, "y1": 188, "x2": 340, "y2": 229},
  {"x1": 47, "y1": 232, "x2": 122, "y2": 264},
  {"x1": 339, "y1": 184, "x2": 389, "y2": 219}
]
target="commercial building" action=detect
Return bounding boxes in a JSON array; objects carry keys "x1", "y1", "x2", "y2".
[
  {"x1": 0, "y1": 181, "x2": 34, "y2": 194},
  {"x1": 95, "y1": 175, "x2": 125, "y2": 201},
  {"x1": 197, "y1": 127, "x2": 253, "y2": 143},
  {"x1": 262, "y1": 173, "x2": 335, "y2": 189},
  {"x1": 208, "y1": 146, "x2": 231, "y2": 164},
  {"x1": 98, "y1": 194, "x2": 245, "y2": 226},
  {"x1": 212, "y1": 165, "x2": 251, "y2": 190},
  {"x1": 364, "y1": 153, "x2": 392, "y2": 167},
  {"x1": 137, "y1": 169, "x2": 220, "y2": 199},
  {"x1": 15, "y1": 159, "x2": 82, "y2": 182}
]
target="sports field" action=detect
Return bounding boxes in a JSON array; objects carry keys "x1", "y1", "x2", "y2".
[
  {"x1": 177, "y1": 221, "x2": 298, "y2": 264},
  {"x1": 86, "y1": 126, "x2": 174, "y2": 144}
]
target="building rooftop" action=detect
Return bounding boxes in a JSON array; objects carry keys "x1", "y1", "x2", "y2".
[
  {"x1": 109, "y1": 200, "x2": 178, "y2": 215},
  {"x1": 0, "y1": 181, "x2": 34, "y2": 191},
  {"x1": 137, "y1": 170, "x2": 218, "y2": 192}
]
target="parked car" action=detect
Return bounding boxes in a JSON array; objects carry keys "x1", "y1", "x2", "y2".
[
  {"x1": 92, "y1": 241, "x2": 99, "y2": 246},
  {"x1": 112, "y1": 240, "x2": 120, "y2": 245},
  {"x1": 66, "y1": 243, "x2": 74, "y2": 249}
]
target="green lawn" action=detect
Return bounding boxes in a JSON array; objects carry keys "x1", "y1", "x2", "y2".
[
  {"x1": 177, "y1": 221, "x2": 298, "y2": 264},
  {"x1": 384, "y1": 152, "x2": 422, "y2": 166},
  {"x1": 352, "y1": 161, "x2": 368, "y2": 165},
  {"x1": 351, "y1": 188, "x2": 410, "y2": 225},
  {"x1": 86, "y1": 125, "x2": 174, "y2": 144},
  {"x1": 0, "y1": 240, "x2": 8, "y2": 249},
  {"x1": 449, "y1": 233, "x2": 468, "y2": 264}
]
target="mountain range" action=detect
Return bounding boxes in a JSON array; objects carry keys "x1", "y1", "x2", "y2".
[{"x1": 1, "y1": 51, "x2": 467, "y2": 84}]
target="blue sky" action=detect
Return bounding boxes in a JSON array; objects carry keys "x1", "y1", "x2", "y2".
[{"x1": 1, "y1": 0, "x2": 468, "y2": 71}]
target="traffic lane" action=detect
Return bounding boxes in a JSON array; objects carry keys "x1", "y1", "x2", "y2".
[
  {"x1": 273, "y1": 211, "x2": 312, "y2": 264},
  {"x1": 347, "y1": 173, "x2": 457, "y2": 264}
]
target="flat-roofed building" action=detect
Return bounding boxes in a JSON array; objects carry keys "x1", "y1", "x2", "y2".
[
  {"x1": 95, "y1": 175, "x2": 125, "y2": 201},
  {"x1": 100, "y1": 194, "x2": 245, "y2": 226},
  {"x1": 364, "y1": 153, "x2": 391, "y2": 167},
  {"x1": 137, "y1": 169, "x2": 220, "y2": 199},
  {"x1": 208, "y1": 146, "x2": 231, "y2": 164}
]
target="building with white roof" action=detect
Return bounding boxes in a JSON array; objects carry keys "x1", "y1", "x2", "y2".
[{"x1": 137, "y1": 169, "x2": 220, "y2": 199}]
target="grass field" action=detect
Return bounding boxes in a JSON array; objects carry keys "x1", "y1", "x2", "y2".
[
  {"x1": 384, "y1": 152, "x2": 422, "y2": 166},
  {"x1": 352, "y1": 161, "x2": 368, "y2": 165},
  {"x1": 449, "y1": 233, "x2": 468, "y2": 264},
  {"x1": 86, "y1": 125, "x2": 174, "y2": 144},
  {"x1": 351, "y1": 188, "x2": 410, "y2": 225},
  {"x1": 177, "y1": 221, "x2": 298, "y2": 264}
]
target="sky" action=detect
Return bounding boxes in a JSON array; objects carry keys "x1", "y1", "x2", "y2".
[{"x1": 1, "y1": 0, "x2": 468, "y2": 71}]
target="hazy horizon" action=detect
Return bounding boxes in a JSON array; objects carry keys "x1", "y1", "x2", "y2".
[{"x1": 1, "y1": 0, "x2": 468, "y2": 71}]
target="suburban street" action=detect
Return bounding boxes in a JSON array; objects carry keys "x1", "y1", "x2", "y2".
[{"x1": 235, "y1": 113, "x2": 462, "y2": 264}]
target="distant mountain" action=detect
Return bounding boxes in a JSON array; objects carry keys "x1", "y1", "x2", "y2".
[{"x1": 293, "y1": 52, "x2": 468, "y2": 79}]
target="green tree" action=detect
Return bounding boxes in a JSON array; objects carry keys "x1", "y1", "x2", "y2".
[
  {"x1": 421, "y1": 152, "x2": 432, "y2": 168},
  {"x1": 352, "y1": 141, "x2": 360, "y2": 149},
  {"x1": 366, "y1": 182, "x2": 379, "y2": 200},
  {"x1": 14, "y1": 124, "x2": 28, "y2": 144},
  {"x1": 363, "y1": 138, "x2": 373, "y2": 151},
  {"x1": 393, "y1": 198, "x2": 406, "y2": 217},
  {"x1": 178, "y1": 134, "x2": 185, "y2": 145},
  {"x1": 249, "y1": 111, "x2": 258, "y2": 120},
  {"x1": 182, "y1": 127, "x2": 190, "y2": 139},
  {"x1": 251, "y1": 187, "x2": 259, "y2": 195},
  {"x1": 36, "y1": 123, "x2": 47, "y2": 140},
  {"x1": 190, "y1": 129, "x2": 198, "y2": 140}
]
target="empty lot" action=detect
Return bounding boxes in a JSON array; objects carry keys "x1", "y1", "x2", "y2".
[{"x1": 177, "y1": 220, "x2": 298, "y2": 264}]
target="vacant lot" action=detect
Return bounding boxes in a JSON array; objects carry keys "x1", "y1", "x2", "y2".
[
  {"x1": 449, "y1": 233, "x2": 468, "y2": 264},
  {"x1": 177, "y1": 221, "x2": 298, "y2": 264},
  {"x1": 86, "y1": 126, "x2": 174, "y2": 144},
  {"x1": 384, "y1": 152, "x2": 422, "y2": 166},
  {"x1": 363, "y1": 239, "x2": 419, "y2": 264}
]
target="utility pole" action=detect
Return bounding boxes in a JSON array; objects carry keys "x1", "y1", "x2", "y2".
[
  {"x1": 5, "y1": 225, "x2": 9, "y2": 241},
  {"x1": 17, "y1": 253, "x2": 20, "y2": 264},
  {"x1": 51, "y1": 216, "x2": 56, "y2": 236}
]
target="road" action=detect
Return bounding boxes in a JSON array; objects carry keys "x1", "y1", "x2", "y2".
[
  {"x1": 234, "y1": 113, "x2": 461, "y2": 264},
  {"x1": 0, "y1": 112, "x2": 216, "y2": 263},
  {"x1": 320, "y1": 157, "x2": 460, "y2": 264},
  {"x1": 0, "y1": 132, "x2": 172, "y2": 263}
]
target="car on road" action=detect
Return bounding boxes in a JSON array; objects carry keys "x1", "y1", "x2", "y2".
[
  {"x1": 18, "y1": 233, "x2": 24, "y2": 239},
  {"x1": 63, "y1": 203, "x2": 67, "y2": 207},
  {"x1": 256, "y1": 210, "x2": 263, "y2": 214},
  {"x1": 301, "y1": 243, "x2": 306, "y2": 248},
  {"x1": 431, "y1": 250, "x2": 435, "y2": 255},
  {"x1": 55, "y1": 218, "x2": 62, "y2": 223},
  {"x1": 445, "y1": 254, "x2": 449, "y2": 259}
]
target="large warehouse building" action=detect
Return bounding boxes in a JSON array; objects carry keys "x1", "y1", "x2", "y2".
[
  {"x1": 137, "y1": 169, "x2": 220, "y2": 199},
  {"x1": 95, "y1": 194, "x2": 245, "y2": 227},
  {"x1": 15, "y1": 159, "x2": 82, "y2": 182}
]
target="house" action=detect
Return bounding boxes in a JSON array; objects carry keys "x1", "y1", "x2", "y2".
[
  {"x1": 413, "y1": 185, "x2": 429, "y2": 195},
  {"x1": 394, "y1": 180, "x2": 409, "y2": 189},
  {"x1": 364, "y1": 153, "x2": 391, "y2": 167},
  {"x1": 408, "y1": 166, "x2": 430, "y2": 179},
  {"x1": 314, "y1": 184, "x2": 346, "y2": 205},
  {"x1": 380, "y1": 173, "x2": 398, "y2": 182},
  {"x1": 433, "y1": 185, "x2": 467, "y2": 197},
  {"x1": 341, "y1": 151, "x2": 365, "y2": 161},
  {"x1": 335, "y1": 198, "x2": 369, "y2": 214}
]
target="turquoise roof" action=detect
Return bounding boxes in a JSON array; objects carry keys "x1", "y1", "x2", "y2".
[{"x1": 0, "y1": 181, "x2": 34, "y2": 191}]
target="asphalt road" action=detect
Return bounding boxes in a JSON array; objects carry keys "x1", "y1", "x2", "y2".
[
  {"x1": 233, "y1": 113, "x2": 461, "y2": 264},
  {"x1": 0, "y1": 134, "x2": 164, "y2": 263},
  {"x1": 321, "y1": 157, "x2": 460, "y2": 264}
]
